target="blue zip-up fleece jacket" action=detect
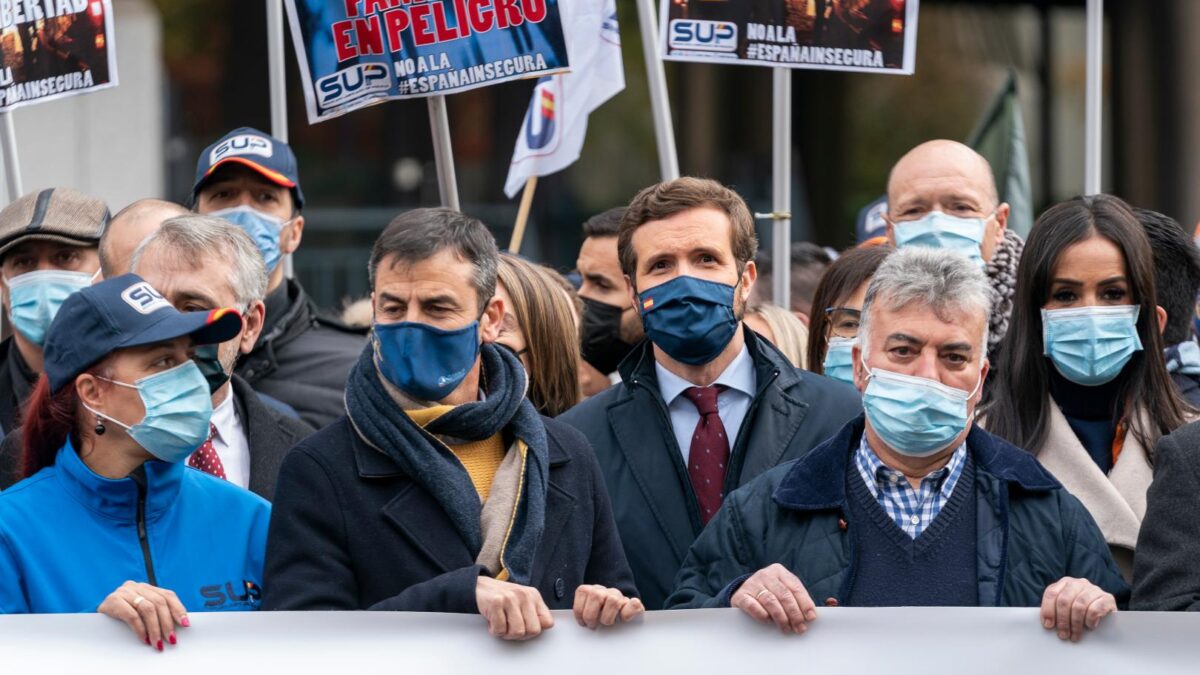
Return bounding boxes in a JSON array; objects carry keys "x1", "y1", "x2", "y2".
[
  {"x1": 0, "y1": 440, "x2": 271, "y2": 613},
  {"x1": 666, "y1": 417, "x2": 1130, "y2": 609}
]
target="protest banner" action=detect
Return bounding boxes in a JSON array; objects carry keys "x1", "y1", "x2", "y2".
[
  {"x1": 0, "y1": 0, "x2": 118, "y2": 113},
  {"x1": 0, "y1": 607, "x2": 1196, "y2": 675},
  {"x1": 659, "y1": 0, "x2": 919, "y2": 75},
  {"x1": 283, "y1": 0, "x2": 571, "y2": 125}
]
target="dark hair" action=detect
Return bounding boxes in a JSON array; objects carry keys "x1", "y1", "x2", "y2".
[
  {"x1": 21, "y1": 374, "x2": 80, "y2": 478},
  {"x1": 805, "y1": 245, "x2": 891, "y2": 373},
  {"x1": 369, "y1": 208, "x2": 499, "y2": 313},
  {"x1": 984, "y1": 195, "x2": 1192, "y2": 457},
  {"x1": 582, "y1": 207, "x2": 626, "y2": 239},
  {"x1": 618, "y1": 177, "x2": 757, "y2": 281},
  {"x1": 1134, "y1": 207, "x2": 1200, "y2": 345}
]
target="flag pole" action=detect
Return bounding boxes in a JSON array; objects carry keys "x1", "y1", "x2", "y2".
[
  {"x1": 635, "y1": 0, "x2": 679, "y2": 181},
  {"x1": 509, "y1": 177, "x2": 538, "y2": 253},
  {"x1": 428, "y1": 95, "x2": 461, "y2": 211},
  {"x1": 1084, "y1": 0, "x2": 1102, "y2": 195},
  {"x1": 0, "y1": 111, "x2": 21, "y2": 203},
  {"x1": 769, "y1": 68, "x2": 792, "y2": 310},
  {"x1": 266, "y1": 0, "x2": 293, "y2": 278}
]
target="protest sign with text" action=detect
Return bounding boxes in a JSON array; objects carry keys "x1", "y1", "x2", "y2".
[
  {"x1": 0, "y1": 0, "x2": 118, "y2": 112},
  {"x1": 660, "y1": 0, "x2": 918, "y2": 75},
  {"x1": 285, "y1": 0, "x2": 570, "y2": 124}
]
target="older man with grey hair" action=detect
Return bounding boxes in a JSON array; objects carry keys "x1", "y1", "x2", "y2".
[
  {"x1": 130, "y1": 215, "x2": 313, "y2": 500},
  {"x1": 667, "y1": 247, "x2": 1129, "y2": 643}
]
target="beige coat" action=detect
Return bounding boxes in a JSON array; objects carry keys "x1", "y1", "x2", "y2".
[{"x1": 1035, "y1": 397, "x2": 1155, "y2": 581}]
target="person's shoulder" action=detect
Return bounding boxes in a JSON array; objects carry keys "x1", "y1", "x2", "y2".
[
  {"x1": 0, "y1": 466, "x2": 59, "y2": 506},
  {"x1": 541, "y1": 415, "x2": 599, "y2": 464},
  {"x1": 1159, "y1": 419, "x2": 1200, "y2": 455},
  {"x1": 788, "y1": 367, "x2": 861, "y2": 405},
  {"x1": 557, "y1": 382, "x2": 629, "y2": 426},
  {"x1": 183, "y1": 468, "x2": 271, "y2": 512}
]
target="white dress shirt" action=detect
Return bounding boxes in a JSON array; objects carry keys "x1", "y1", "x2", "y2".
[
  {"x1": 655, "y1": 344, "x2": 757, "y2": 464},
  {"x1": 189, "y1": 389, "x2": 250, "y2": 489}
]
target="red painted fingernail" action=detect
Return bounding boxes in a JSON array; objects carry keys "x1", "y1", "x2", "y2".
[
  {"x1": 169, "y1": 633, "x2": 177, "y2": 645},
  {"x1": 157, "y1": 640, "x2": 163, "y2": 651},
  {"x1": 181, "y1": 616, "x2": 191, "y2": 628},
  {"x1": 144, "y1": 636, "x2": 150, "y2": 645}
]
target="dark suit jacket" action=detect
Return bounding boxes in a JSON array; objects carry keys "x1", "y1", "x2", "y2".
[
  {"x1": 1132, "y1": 420, "x2": 1200, "y2": 610},
  {"x1": 261, "y1": 416, "x2": 637, "y2": 612},
  {"x1": 230, "y1": 375, "x2": 314, "y2": 501},
  {"x1": 556, "y1": 328, "x2": 863, "y2": 609},
  {"x1": 0, "y1": 375, "x2": 311, "y2": 498}
]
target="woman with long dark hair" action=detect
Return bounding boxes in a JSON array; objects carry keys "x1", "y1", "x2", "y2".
[
  {"x1": 0, "y1": 274, "x2": 269, "y2": 649},
  {"x1": 805, "y1": 245, "x2": 891, "y2": 385},
  {"x1": 983, "y1": 195, "x2": 1194, "y2": 578}
]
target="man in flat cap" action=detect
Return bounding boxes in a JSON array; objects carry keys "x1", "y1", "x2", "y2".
[{"x1": 0, "y1": 188, "x2": 108, "y2": 480}]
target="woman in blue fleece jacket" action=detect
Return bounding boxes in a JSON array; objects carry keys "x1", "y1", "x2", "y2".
[{"x1": 0, "y1": 275, "x2": 270, "y2": 651}]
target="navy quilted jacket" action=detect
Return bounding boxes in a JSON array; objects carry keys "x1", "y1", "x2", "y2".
[{"x1": 665, "y1": 416, "x2": 1130, "y2": 609}]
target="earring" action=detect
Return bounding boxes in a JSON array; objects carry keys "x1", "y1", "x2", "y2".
[{"x1": 94, "y1": 418, "x2": 106, "y2": 436}]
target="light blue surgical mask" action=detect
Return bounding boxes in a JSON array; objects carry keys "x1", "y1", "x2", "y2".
[
  {"x1": 861, "y1": 360, "x2": 982, "y2": 457},
  {"x1": 893, "y1": 211, "x2": 992, "y2": 267},
  {"x1": 3, "y1": 269, "x2": 96, "y2": 346},
  {"x1": 83, "y1": 361, "x2": 214, "y2": 463},
  {"x1": 823, "y1": 337, "x2": 857, "y2": 386},
  {"x1": 210, "y1": 205, "x2": 287, "y2": 273},
  {"x1": 1042, "y1": 305, "x2": 1142, "y2": 386}
]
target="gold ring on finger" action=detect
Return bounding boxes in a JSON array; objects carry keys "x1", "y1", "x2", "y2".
[
  {"x1": 133, "y1": 595, "x2": 146, "y2": 606},
  {"x1": 755, "y1": 588, "x2": 771, "y2": 600}
]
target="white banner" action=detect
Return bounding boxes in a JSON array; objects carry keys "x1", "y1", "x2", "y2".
[{"x1": 0, "y1": 607, "x2": 1196, "y2": 675}]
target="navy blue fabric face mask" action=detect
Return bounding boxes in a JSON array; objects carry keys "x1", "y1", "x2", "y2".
[
  {"x1": 637, "y1": 275, "x2": 740, "y2": 366},
  {"x1": 373, "y1": 320, "x2": 480, "y2": 402}
]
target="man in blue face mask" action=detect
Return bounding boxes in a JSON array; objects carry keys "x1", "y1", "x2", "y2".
[
  {"x1": 558, "y1": 177, "x2": 862, "y2": 609},
  {"x1": 264, "y1": 208, "x2": 642, "y2": 638},
  {"x1": 190, "y1": 127, "x2": 364, "y2": 430},
  {"x1": 885, "y1": 140, "x2": 1023, "y2": 359},
  {"x1": 0, "y1": 188, "x2": 107, "y2": 449},
  {"x1": 666, "y1": 247, "x2": 1129, "y2": 643}
]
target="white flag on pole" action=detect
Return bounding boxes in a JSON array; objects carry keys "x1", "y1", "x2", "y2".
[{"x1": 504, "y1": 0, "x2": 625, "y2": 198}]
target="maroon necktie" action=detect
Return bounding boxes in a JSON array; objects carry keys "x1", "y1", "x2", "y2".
[
  {"x1": 187, "y1": 423, "x2": 226, "y2": 480},
  {"x1": 682, "y1": 385, "x2": 730, "y2": 524}
]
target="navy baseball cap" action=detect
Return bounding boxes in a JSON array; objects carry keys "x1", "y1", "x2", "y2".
[
  {"x1": 43, "y1": 274, "x2": 243, "y2": 392},
  {"x1": 191, "y1": 127, "x2": 305, "y2": 209}
]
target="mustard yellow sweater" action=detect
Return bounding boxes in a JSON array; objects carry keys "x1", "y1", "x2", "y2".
[{"x1": 405, "y1": 405, "x2": 506, "y2": 501}]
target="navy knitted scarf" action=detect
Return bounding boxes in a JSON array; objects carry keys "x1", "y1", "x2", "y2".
[{"x1": 344, "y1": 342, "x2": 548, "y2": 585}]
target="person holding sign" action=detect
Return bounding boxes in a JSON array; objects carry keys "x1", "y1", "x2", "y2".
[
  {"x1": 666, "y1": 248, "x2": 1127, "y2": 643},
  {"x1": 0, "y1": 275, "x2": 268, "y2": 648},
  {"x1": 558, "y1": 178, "x2": 861, "y2": 610},
  {"x1": 263, "y1": 209, "x2": 641, "y2": 638}
]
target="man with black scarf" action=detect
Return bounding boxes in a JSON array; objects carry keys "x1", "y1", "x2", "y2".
[
  {"x1": 576, "y1": 207, "x2": 644, "y2": 395},
  {"x1": 264, "y1": 209, "x2": 641, "y2": 639}
]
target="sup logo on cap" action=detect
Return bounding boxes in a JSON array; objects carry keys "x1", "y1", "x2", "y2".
[
  {"x1": 121, "y1": 282, "x2": 172, "y2": 315},
  {"x1": 210, "y1": 134, "x2": 273, "y2": 165}
]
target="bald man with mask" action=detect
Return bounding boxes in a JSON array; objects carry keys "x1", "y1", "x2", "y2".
[{"x1": 884, "y1": 140, "x2": 1025, "y2": 356}]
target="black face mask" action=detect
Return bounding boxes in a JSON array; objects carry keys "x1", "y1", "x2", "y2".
[
  {"x1": 580, "y1": 297, "x2": 636, "y2": 374},
  {"x1": 194, "y1": 343, "x2": 233, "y2": 394}
]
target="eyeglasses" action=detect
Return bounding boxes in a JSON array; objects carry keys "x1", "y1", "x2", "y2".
[{"x1": 824, "y1": 307, "x2": 862, "y2": 339}]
